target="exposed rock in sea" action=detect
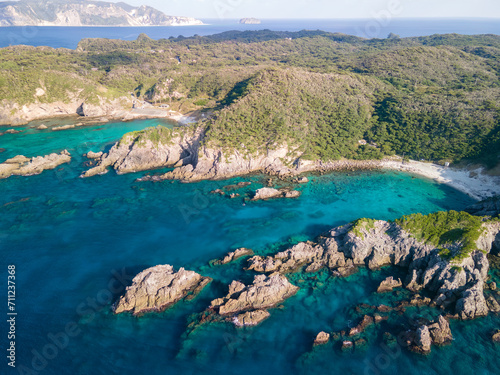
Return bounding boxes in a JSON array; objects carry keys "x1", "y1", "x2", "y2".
[
  {"x1": 85, "y1": 151, "x2": 104, "y2": 159},
  {"x1": 37, "y1": 124, "x2": 48, "y2": 130},
  {"x1": 52, "y1": 124, "x2": 75, "y2": 131},
  {"x1": 114, "y1": 265, "x2": 211, "y2": 315},
  {"x1": 377, "y1": 276, "x2": 403, "y2": 293},
  {"x1": 0, "y1": 150, "x2": 71, "y2": 179},
  {"x1": 233, "y1": 310, "x2": 270, "y2": 327},
  {"x1": 314, "y1": 331, "x2": 330, "y2": 345},
  {"x1": 210, "y1": 248, "x2": 254, "y2": 266},
  {"x1": 348, "y1": 315, "x2": 374, "y2": 336},
  {"x1": 251, "y1": 187, "x2": 301, "y2": 201},
  {"x1": 492, "y1": 329, "x2": 500, "y2": 342},
  {"x1": 209, "y1": 274, "x2": 298, "y2": 326},
  {"x1": 0, "y1": 128, "x2": 22, "y2": 136},
  {"x1": 409, "y1": 315, "x2": 453, "y2": 354},
  {"x1": 341, "y1": 340, "x2": 353, "y2": 351}
]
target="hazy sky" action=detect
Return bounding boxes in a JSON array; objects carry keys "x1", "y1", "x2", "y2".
[{"x1": 121, "y1": 0, "x2": 500, "y2": 19}]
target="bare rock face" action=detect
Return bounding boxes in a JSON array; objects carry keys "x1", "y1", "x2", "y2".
[
  {"x1": 410, "y1": 315, "x2": 453, "y2": 354},
  {"x1": 85, "y1": 151, "x2": 103, "y2": 159},
  {"x1": 211, "y1": 248, "x2": 254, "y2": 266},
  {"x1": 314, "y1": 331, "x2": 330, "y2": 345},
  {"x1": 0, "y1": 150, "x2": 71, "y2": 179},
  {"x1": 414, "y1": 325, "x2": 432, "y2": 354},
  {"x1": 233, "y1": 310, "x2": 270, "y2": 327},
  {"x1": 251, "y1": 187, "x2": 301, "y2": 201},
  {"x1": 114, "y1": 265, "x2": 211, "y2": 315},
  {"x1": 455, "y1": 282, "x2": 489, "y2": 319},
  {"x1": 81, "y1": 127, "x2": 203, "y2": 178},
  {"x1": 209, "y1": 273, "x2": 298, "y2": 326},
  {"x1": 377, "y1": 276, "x2": 402, "y2": 293}
]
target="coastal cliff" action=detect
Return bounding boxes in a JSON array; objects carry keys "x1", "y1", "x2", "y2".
[
  {"x1": 82, "y1": 125, "x2": 384, "y2": 180},
  {"x1": 0, "y1": 0, "x2": 203, "y2": 27}
]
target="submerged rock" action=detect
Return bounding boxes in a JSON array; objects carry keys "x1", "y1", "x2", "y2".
[
  {"x1": 0, "y1": 150, "x2": 71, "y2": 179},
  {"x1": 114, "y1": 265, "x2": 211, "y2": 315}
]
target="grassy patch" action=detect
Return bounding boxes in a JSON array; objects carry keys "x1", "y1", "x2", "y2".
[
  {"x1": 350, "y1": 218, "x2": 377, "y2": 240},
  {"x1": 395, "y1": 211, "x2": 485, "y2": 263}
]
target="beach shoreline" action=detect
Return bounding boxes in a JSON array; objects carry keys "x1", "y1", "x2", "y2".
[{"x1": 381, "y1": 159, "x2": 500, "y2": 201}]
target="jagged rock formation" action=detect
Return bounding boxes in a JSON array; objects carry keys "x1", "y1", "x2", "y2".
[
  {"x1": 208, "y1": 274, "x2": 299, "y2": 326},
  {"x1": 0, "y1": 150, "x2": 71, "y2": 179},
  {"x1": 409, "y1": 315, "x2": 453, "y2": 354},
  {"x1": 0, "y1": 0, "x2": 203, "y2": 27},
  {"x1": 210, "y1": 248, "x2": 254, "y2": 266},
  {"x1": 246, "y1": 217, "x2": 500, "y2": 320},
  {"x1": 81, "y1": 127, "x2": 204, "y2": 177},
  {"x1": 114, "y1": 265, "x2": 211, "y2": 315},
  {"x1": 377, "y1": 276, "x2": 402, "y2": 293},
  {"x1": 82, "y1": 126, "x2": 383, "y2": 182}
]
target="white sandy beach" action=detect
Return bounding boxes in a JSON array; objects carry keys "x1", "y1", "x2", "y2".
[{"x1": 382, "y1": 159, "x2": 500, "y2": 201}]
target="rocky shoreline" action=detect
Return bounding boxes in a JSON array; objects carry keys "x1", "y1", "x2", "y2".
[{"x1": 80, "y1": 125, "x2": 500, "y2": 200}]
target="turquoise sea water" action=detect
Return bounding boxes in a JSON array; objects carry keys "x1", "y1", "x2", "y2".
[{"x1": 0, "y1": 119, "x2": 499, "y2": 375}]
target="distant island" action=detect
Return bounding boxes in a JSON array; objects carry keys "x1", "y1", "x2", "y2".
[
  {"x1": 240, "y1": 18, "x2": 261, "y2": 24},
  {"x1": 0, "y1": 0, "x2": 203, "y2": 27}
]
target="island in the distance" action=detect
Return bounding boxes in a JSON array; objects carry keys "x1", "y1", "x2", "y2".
[
  {"x1": 240, "y1": 17, "x2": 261, "y2": 24},
  {"x1": 0, "y1": 0, "x2": 203, "y2": 26}
]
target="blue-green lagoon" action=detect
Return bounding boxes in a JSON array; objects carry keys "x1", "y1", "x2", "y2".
[{"x1": 1, "y1": 119, "x2": 498, "y2": 375}]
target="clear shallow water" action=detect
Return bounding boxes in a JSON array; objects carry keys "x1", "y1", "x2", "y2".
[
  {"x1": 1, "y1": 18, "x2": 499, "y2": 49},
  {"x1": 0, "y1": 119, "x2": 498, "y2": 375}
]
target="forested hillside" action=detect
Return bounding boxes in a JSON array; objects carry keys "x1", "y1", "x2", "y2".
[{"x1": 1, "y1": 30, "x2": 499, "y2": 167}]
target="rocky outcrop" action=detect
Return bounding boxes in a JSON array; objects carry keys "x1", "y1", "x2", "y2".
[
  {"x1": 251, "y1": 187, "x2": 301, "y2": 200},
  {"x1": 81, "y1": 127, "x2": 204, "y2": 177},
  {"x1": 209, "y1": 274, "x2": 298, "y2": 326},
  {"x1": 492, "y1": 330, "x2": 500, "y2": 342},
  {"x1": 210, "y1": 248, "x2": 254, "y2": 266},
  {"x1": 377, "y1": 277, "x2": 402, "y2": 293},
  {"x1": 314, "y1": 331, "x2": 330, "y2": 345},
  {"x1": 410, "y1": 315, "x2": 453, "y2": 354},
  {"x1": 85, "y1": 151, "x2": 103, "y2": 159},
  {"x1": 0, "y1": 150, "x2": 71, "y2": 179},
  {"x1": 246, "y1": 217, "x2": 500, "y2": 320},
  {"x1": 114, "y1": 265, "x2": 211, "y2": 315},
  {"x1": 233, "y1": 310, "x2": 270, "y2": 327}
]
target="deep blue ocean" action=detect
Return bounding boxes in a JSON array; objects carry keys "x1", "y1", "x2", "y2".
[
  {"x1": 1, "y1": 18, "x2": 500, "y2": 375},
  {"x1": 1, "y1": 118, "x2": 499, "y2": 375},
  {"x1": 0, "y1": 18, "x2": 499, "y2": 49}
]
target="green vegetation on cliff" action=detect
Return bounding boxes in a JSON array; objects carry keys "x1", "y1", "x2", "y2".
[
  {"x1": 395, "y1": 211, "x2": 489, "y2": 262},
  {"x1": 1, "y1": 30, "x2": 500, "y2": 167}
]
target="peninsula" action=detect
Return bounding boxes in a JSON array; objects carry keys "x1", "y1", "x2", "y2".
[{"x1": 0, "y1": 0, "x2": 203, "y2": 26}]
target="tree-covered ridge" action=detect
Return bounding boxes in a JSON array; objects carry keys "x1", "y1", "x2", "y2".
[
  {"x1": 1, "y1": 30, "x2": 500, "y2": 167},
  {"x1": 204, "y1": 68, "x2": 386, "y2": 160}
]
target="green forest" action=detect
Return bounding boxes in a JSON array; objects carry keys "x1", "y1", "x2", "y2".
[{"x1": 1, "y1": 30, "x2": 499, "y2": 167}]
